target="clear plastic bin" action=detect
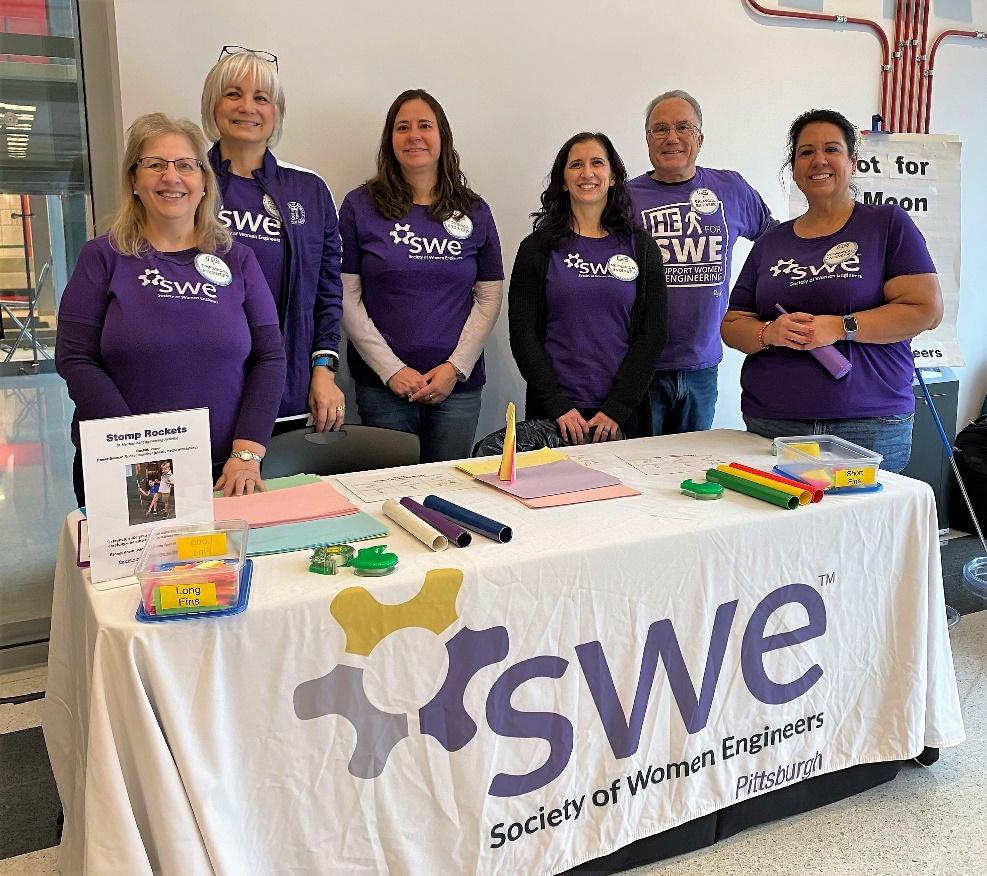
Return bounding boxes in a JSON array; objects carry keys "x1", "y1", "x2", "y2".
[
  {"x1": 773, "y1": 435, "x2": 882, "y2": 493},
  {"x1": 136, "y1": 520, "x2": 248, "y2": 616}
]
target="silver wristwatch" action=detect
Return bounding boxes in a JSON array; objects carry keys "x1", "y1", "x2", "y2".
[{"x1": 230, "y1": 449, "x2": 264, "y2": 463}]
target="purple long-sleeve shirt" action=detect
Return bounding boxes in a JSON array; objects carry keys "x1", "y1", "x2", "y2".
[{"x1": 55, "y1": 236, "x2": 286, "y2": 463}]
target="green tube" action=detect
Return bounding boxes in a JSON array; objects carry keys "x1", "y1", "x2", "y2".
[{"x1": 705, "y1": 468, "x2": 799, "y2": 510}]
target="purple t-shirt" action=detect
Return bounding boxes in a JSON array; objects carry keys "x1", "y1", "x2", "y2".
[
  {"x1": 58, "y1": 236, "x2": 281, "y2": 460},
  {"x1": 628, "y1": 166, "x2": 774, "y2": 371},
  {"x1": 544, "y1": 235, "x2": 639, "y2": 410},
  {"x1": 218, "y1": 173, "x2": 284, "y2": 312},
  {"x1": 339, "y1": 187, "x2": 503, "y2": 392},
  {"x1": 730, "y1": 202, "x2": 936, "y2": 419}
]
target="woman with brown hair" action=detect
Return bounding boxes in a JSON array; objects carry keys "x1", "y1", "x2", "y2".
[{"x1": 339, "y1": 89, "x2": 503, "y2": 462}]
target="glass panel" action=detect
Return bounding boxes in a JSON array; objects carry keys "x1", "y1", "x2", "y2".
[{"x1": 0, "y1": 0, "x2": 93, "y2": 661}]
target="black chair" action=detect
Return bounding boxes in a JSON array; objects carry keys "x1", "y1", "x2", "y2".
[{"x1": 262, "y1": 424, "x2": 420, "y2": 477}]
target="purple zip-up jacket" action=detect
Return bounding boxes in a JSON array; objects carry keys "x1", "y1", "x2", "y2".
[{"x1": 209, "y1": 145, "x2": 342, "y2": 419}]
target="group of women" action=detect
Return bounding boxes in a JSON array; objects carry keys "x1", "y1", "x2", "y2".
[{"x1": 56, "y1": 48, "x2": 942, "y2": 505}]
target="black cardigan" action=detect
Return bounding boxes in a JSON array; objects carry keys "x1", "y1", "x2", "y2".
[{"x1": 508, "y1": 228, "x2": 667, "y2": 427}]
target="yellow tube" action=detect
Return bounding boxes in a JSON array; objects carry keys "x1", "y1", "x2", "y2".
[{"x1": 717, "y1": 465, "x2": 813, "y2": 506}]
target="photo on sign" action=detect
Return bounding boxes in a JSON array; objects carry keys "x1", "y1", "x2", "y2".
[{"x1": 125, "y1": 458, "x2": 177, "y2": 526}]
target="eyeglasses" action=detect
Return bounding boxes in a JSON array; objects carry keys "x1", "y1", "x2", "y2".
[
  {"x1": 133, "y1": 157, "x2": 203, "y2": 175},
  {"x1": 218, "y1": 45, "x2": 278, "y2": 71},
  {"x1": 647, "y1": 122, "x2": 701, "y2": 140}
]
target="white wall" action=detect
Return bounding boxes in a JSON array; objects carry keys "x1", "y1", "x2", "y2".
[{"x1": 87, "y1": 0, "x2": 987, "y2": 438}]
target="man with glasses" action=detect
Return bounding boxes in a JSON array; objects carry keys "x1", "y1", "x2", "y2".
[{"x1": 629, "y1": 90, "x2": 775, "y2": 435}]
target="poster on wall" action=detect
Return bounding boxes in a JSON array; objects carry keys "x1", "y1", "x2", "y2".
[
  {"x1": 789, "y1": 133, "x2": 962, "y2": 367},
  {"x1": 79, "y1": 408, "x2": 214, "y2": 584}
]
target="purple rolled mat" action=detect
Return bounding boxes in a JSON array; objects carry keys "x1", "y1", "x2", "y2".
[{"x1": 399, "y1": 497, "x2": 472, "y2": 547}]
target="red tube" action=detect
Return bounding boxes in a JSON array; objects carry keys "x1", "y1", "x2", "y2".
[
  {"x1": 924, "y1": 29, "x2": 987, "y2": 132},
  {"x1": 743, "y1": 1, "x2": 891, "y2": 127}
]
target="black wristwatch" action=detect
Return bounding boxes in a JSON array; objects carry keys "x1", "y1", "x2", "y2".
[{"x1": 842, "y1": 315, "x2": 858, "y2": 342}]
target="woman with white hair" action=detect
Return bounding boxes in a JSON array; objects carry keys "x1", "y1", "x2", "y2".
[
  {"x1": 201, "y1": 46, "x2": 344, "y2": 433},
  {"x1": 55, "y1": 113, "x2": 286, "y2": 504}
]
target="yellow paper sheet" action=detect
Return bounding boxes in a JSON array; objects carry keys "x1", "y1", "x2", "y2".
[{"x1": 456, "y1": 447, "x2": 567, "y2": 477}]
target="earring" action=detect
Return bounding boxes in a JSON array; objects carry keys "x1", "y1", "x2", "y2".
[{"x1": 133, "y1": 190, "x2": 138, "y2": 195}]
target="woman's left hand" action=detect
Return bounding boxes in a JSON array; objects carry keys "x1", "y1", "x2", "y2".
[
  {"x1": 585, "y1": 412, "x2": 620, "y2": 443},
  {"x1": 215, "y1": 458, "x2": 265, "y2": 497},
  {"x1": 800, "y1": 315, "x2": 845, "y2": 350},
  {"x1": 309, "y1": 368, "x2": 345, "y2": 431},
  {"x1": 408, "y1": 362, "x2": 459, "y2": 405}
]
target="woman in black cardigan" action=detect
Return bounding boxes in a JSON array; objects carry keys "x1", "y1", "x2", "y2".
[{"x1": 509, "y1": 132, "x2": 667, "y2": 443}]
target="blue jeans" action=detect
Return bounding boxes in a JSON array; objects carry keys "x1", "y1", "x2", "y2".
[
  {"x1": 355, "y1": 383, "x2": 482, "y2": 464},
  {"x1": 648, "y1": 365, "x2": 718, "y2": 435},
  {"x1": 743, "y1": 413, "x2": 915, "y2": 473}
]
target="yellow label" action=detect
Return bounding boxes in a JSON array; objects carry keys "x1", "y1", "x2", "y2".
[
  {"x1": 158, "y1": 582, "x2": 218, "y2": 609},
  {"x1": 789, "y1": 442, "x2": 821, "y2": 458},
  {"x1": 176, "y1": 532, "x2": 229, "y2": 559},
  {"x1": 834, "y1": 466, "x2": 877, "y2": 488}
]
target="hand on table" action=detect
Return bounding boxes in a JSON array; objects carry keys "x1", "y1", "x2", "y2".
[
  {"x1": 309, "y1": 367, "x2": 345, "y2": 431},
  {"x1": 215, "y1": 458, "x2": 265, "y2": 497},
  {"x1": 408, "y1": 362, "x2": 458, "y2": 405}
]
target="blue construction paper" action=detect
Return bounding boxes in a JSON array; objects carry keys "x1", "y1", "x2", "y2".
[{"x1": 246, "y1": 511, "x2": 387, "y2": 556}]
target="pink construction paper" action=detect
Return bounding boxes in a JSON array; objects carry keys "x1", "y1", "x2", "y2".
[
  {"x1": 214, "y1": 480, "x2": 357, "y2": 528},
  {"x1": 476, "y1": 459, "x2": 620, "y2": 499},
  {"x1": 520, "y1": 484, "x2": 641, "y2": 508}
]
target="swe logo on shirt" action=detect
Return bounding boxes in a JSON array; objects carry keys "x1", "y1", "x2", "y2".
[
  {"x1": 389, "y1": 223, "x2": 463, "y2": 261},
  {"x1": 138, "y1": 268, "x2": 218, "y2": 302},
  {"x1": 768, "y1": 242, "x2": 861, "y2": 287},
  {"x1": 640, "y1": 188, "x2": 726, "y2": 291},
  {"x1": 563, "y1": 253, "x2": 638, "y2": 281},
  {"x1": 219, "y1": 208, "x2": 282, "y2": 241}
]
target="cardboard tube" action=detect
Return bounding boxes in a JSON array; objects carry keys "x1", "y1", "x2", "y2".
[
  {"x1": 423, "y1": 495, "x2": 513, "y2": 543},
  {"x1": 382, "y1": 500, "x2": 448, "y2": 551},
  {"x1": 717, "y1": 465, "x2": 813, "y2": 506},
  {"x1": 705, "y1": 469, "x2": 799, "y2": 510},
  {"x1": 399, "y1": 497, "x2": 472, "y2": 547},
  {"x1": 729, "y1": 462, "x2": 824, "y2": 503}
]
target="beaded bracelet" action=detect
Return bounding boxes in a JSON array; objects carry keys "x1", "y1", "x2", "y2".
[{"x1": 757, "y1": 320, "x2": 773, "y2": 351}]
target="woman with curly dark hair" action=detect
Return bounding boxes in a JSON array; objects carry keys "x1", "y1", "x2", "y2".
[
  {"x1": 339, "y1": 89, "x2": 503, "y2": 462},
  {"x1": 509, "y1": 132, "x2": 668, "y2": 443}
]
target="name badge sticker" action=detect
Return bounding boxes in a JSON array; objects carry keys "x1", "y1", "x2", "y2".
[
  {"x1": 823, "y1": 241, "x2": 859, "y2": 267},
  {"x1": 443, "y1": 213, "x2": 473, "y2": 239},
  {"x1": 194, "y1": 254, "x2": 233, "y2": 286},
  {"x1": 689, "y1": 188, "x2": 720, "y2": 215},
  {"x1": 607, "y1": 254, "x2": 639, "y2": 282},
  {"x1": 262, "y1": 193, "x2": 282, "y2": 221}
]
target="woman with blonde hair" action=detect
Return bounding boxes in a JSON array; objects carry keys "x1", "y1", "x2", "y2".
[
  {"x1": 55, "y1": 112, "x2": 286, "y2": 504},
  {"x1": 201, "y1": 46, "x2": 345, "y2": 434}
]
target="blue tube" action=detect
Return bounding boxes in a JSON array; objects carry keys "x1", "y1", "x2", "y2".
[{"x1": 423, "y1": 495, "x2": 512, "y2": 543}]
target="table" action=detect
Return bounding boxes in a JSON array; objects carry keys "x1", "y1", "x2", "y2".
[{"x1": 42, "y1": 430, "x2": 965, "y2": 875}]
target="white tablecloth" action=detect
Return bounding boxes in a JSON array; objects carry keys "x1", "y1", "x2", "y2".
[{"x1": 42, "y1": 431, "x2": 965, "y2": 875}]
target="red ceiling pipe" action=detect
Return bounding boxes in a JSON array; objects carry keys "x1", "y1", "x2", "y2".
[
  {"x1": 888, "y1": 0, "x2": 907, "y2": 132},
  {"x1": 924, "y1": 28, "x2": 987, "y2": 132},
  {"x1": 743, "y1": 0, "x2": 892, "y2": 127},
  {"x1": 901, "y1": 0, "x2": 919, "y2": 132},
  {"x1": 914, "y1": 0, "x2": 931, "y2": 133}
]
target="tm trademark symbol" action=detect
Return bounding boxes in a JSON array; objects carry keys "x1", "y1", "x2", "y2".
[{"x1": 817, "y1": 571, "x2": 836, "y2": 587}]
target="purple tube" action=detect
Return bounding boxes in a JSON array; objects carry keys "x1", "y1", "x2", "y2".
[
  {"x1": 775, "y1": 304, "x2": 851, "y2": 380},
  {"x1": 399, "y1": 497, "x2": 472, "y2": 547}
]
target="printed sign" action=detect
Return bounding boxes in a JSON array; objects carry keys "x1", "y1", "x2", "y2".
[{"x1": 80, "y1": 408, "x2": 214, "y2": 584}]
